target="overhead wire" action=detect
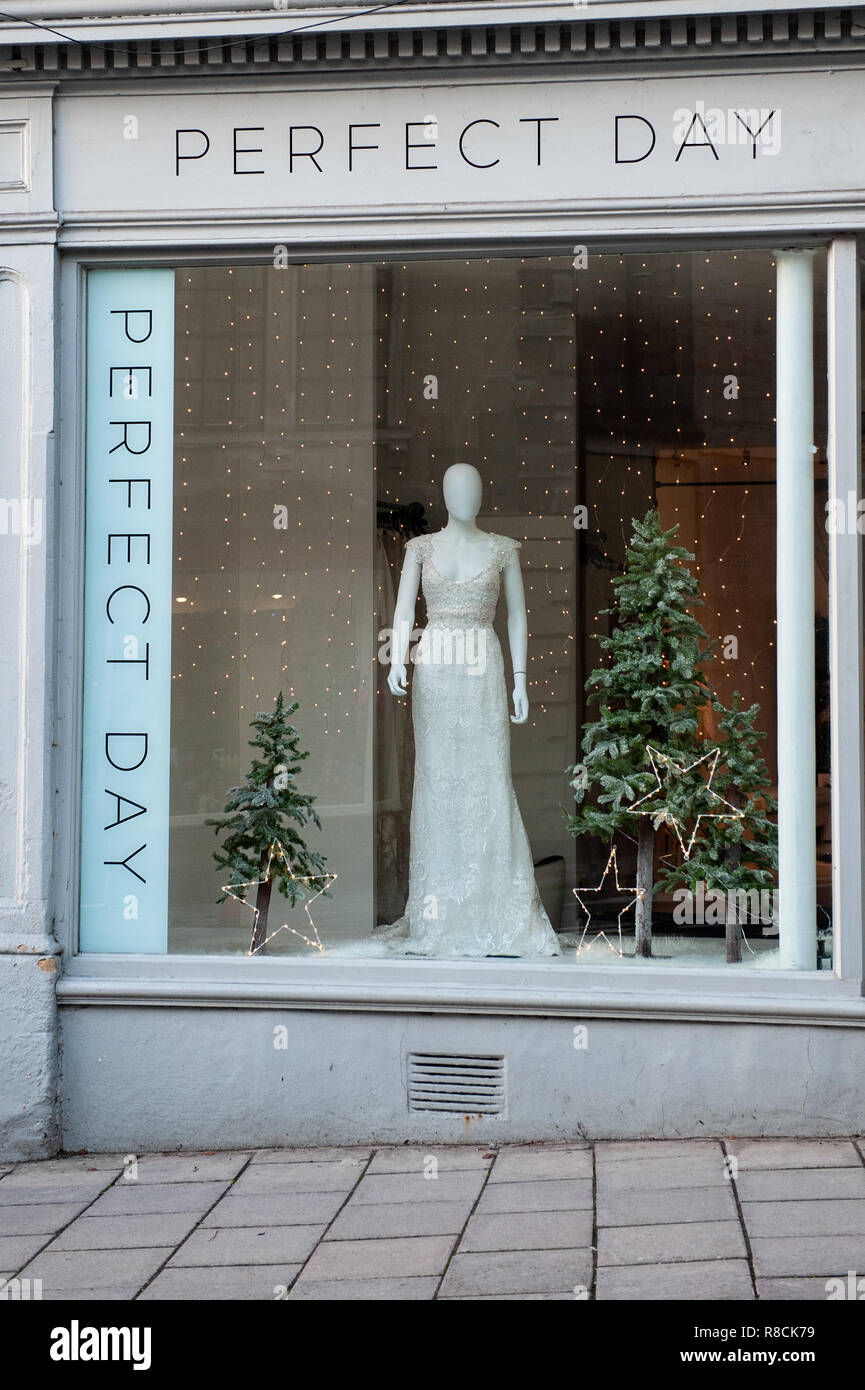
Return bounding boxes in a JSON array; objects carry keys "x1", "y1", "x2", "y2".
[{"x1": 0, "y1": 0, "x2": 418, "y2": 57}]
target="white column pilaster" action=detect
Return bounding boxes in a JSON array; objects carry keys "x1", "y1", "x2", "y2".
[{"x1": 775, "y1": 250, "x2": 817, "y2": 970}]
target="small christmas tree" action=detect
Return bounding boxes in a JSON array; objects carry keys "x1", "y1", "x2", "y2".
[
  {"x1": 658, "y1": 693, "x2": 777, "y2": 961},
  {"x1": 566, "y1": 509, "x2": 715, "y2": 956},
  {"x1": 208, "y1": 693, "x2": 328, "y2": 954}
]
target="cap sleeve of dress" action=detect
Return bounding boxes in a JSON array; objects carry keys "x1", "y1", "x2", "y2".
[
  {"x1": 497, "y1": 535, "x2": 522, "y2": 571},
  {"x1": 404, "y1": 535, "x2": 427, "y2": 566}
]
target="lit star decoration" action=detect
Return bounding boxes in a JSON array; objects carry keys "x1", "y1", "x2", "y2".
[
  {"x1": 221, "y1": 839, "x2": 337, "y2": 957},
  {"x1": 627, "y1": 746, "x2": 745, "y2": 860},
  {"x1": 572, "y1": 846, "x2": 647, "y2": 958}
]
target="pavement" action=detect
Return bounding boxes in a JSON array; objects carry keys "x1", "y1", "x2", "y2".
[{"x1": 1, "y1": 1138, "x2": 865, "y2": 1301}]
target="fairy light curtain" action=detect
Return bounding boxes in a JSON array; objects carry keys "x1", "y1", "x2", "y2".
[
  {"x1": 169, "y1": 263, "x2": 376, "y2": 951},
  {"x1": 165, "y1": 249, "x2": 828, "y2": 955},
  {"x1": 575, "y1": 249, "x2": 828, "y2": 918},
  {"x1": 373, "y1": 256, "x2": 580, "y2": 930}
]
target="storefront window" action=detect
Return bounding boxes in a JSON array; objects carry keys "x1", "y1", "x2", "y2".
[{"x1": 80, "y1": 249, "x2": 829, "y2": 967}]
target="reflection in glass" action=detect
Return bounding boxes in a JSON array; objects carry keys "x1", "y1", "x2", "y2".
[{"x1": 167, "y1": 250, "x2": 828, "y2": 964}]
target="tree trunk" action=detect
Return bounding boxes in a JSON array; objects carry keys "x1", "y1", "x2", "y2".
[
  {"x1": 635, "y1": 819, "x2": 654, "y2": 957},
  {"x1": 251, "y1": 847, "x2": 272, "y2": 955},
  {"x1": 725, "y1": 790, "x2": 742, "y2": 963}
]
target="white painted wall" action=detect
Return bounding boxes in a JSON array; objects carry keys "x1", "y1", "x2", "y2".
[{"x1": 0, "y1": 94, "x2": 61, "y2": 1158}]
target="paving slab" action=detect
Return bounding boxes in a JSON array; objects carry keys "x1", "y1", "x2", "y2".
[
  {"x1": 440, "y1": 1248, "x2": 592, "y2": 1298},
  {"x1": 488, "y1": 1149, "x2": 593, "y2": 1183},
  {"x1": 249, "y1": 1148, "x2": 372, "y2": 1165},
  {"x1": 460, "y1": 1210, "x2": 593, "y2": 1252},
  {"x1": 0, "y1": 1202, "x2": 93, "y2": 1237},
  {"x1": 139, "y1": 1264, "x2": 303, "y2": 1300},
  {"x1": 48, "y1": 1212, "x2": 204, "y2": 1251},
  {"x1": 751, "y1": 1235, "x2": 865, "y2": 1278},
  {"x1": 0, "y1": 1163, "x2": 113, "y2": 1186},
  {"x1": 366, "y1": 1147, "x2": 494, "y2": 1175},
  {"x1": 598, "y1": 1156, "x2": 727, "y2": 1192},
  {"x1": 0, "y1": 1183, "x2": 112, "y2": 1208},
  {"x1": 596, "y1": 1141, "x2": 723, "y2": 1164},
  {"x1": 742, "y1": 1198, "x2": 865, "y2": 1238},
  {"x1": 169, "y1": 1224, "x2": 325, "y2": 1267},
  {"x1": 301, "y1": 1235, "x2": 454, "y2": 1281},
  {"x1": 17, "y1": 1247, "x2": 174, "y2": 1292},
  {"x1": 7, "y1": 1156, "x2": 128, "y2": 1176},
  {"x1": 325, "y1": 1200, "x2": 472, "y2": 1240},
  {"x1": 596, "y1": 1259, "x2": 754, "y2": 1301},
  {"x1": 0, "y1": 1167, "x2": 112, "y2": 1194},
  {"x1": 231, "y1": 1161, "x2": 365, "y2": 1196},
  {"x1": 41, "y1": 1284, "x2": 151, "y2": 1302},
  {"x1": 496, "y1": 1144, "x2": 591, "y2": 1155},
  {"x1": 476, "y1": 1178, "x2": 593, "y2": 1214},
  {"x1": 439, "y1": 1292, "x2": 577, "y2": 1300},
  {"x1": 736, "y1": 1168, "x2": 865, "y2": 1203},
  {"x1": 727, "y1": 1140, "x2": 861, "y2": 1170},
  {"x1": 758, "y1": 1276, "x2": 842, "y2": 1300},
  {"x1": 130, "y1": 1153, "x2": 251, "y2": 1184},
  {"x1": 86, "y1": 1181, "x2": 230, "y2": 1217},
  {"x1": 349, "y1": 1171, "x2": 487, "y2": 1206},
  {"x1": 599, "y1": 1220, "x2": 746, "y2": 1267},
  {"x1": 0, "y1": 1234, "x2": 54, "y2": 1270},
  {"x1": 289, "y1": 1275, "x2": 439, "y2": 1300},
  {"x1": 597, "y1": 1185, "x2": 738, "y2": 1228},
  {"x1": 202, "y1": 1191, "x2": 346, "y2": 1228}
]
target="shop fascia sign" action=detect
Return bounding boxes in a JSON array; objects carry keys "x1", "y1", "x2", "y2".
[
  {"x1": 56, "y1": 69, "x2": 861, "y2": 213},
  {"x1": 170, "y1": 100, "x2": 777, "y2": 176}
]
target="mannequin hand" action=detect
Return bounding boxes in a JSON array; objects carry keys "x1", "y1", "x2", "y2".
[
  {"x1": 510, "y1": 676, "x2": 528, "y2": 724},
  {"x1": 388, "y1": 662, "x2": 408, "y2": 697}
]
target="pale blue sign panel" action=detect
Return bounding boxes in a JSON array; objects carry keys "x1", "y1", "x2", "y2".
[{"x1": 80, "y1": 270, "x2": 175, "y2": 952}]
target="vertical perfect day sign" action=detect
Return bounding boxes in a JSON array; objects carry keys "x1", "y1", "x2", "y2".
[{"x1": 80, "y1": 270, "x2": 174, "y2": 952}]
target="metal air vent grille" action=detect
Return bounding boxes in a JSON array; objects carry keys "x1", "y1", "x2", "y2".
[{"x1": 408, "y1": 1052, "x2": 506, "y2": 1114}]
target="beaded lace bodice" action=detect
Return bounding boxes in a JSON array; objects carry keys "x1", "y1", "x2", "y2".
[{"x1": 406, "y1": 532, "x2": 520, "y2": 627}]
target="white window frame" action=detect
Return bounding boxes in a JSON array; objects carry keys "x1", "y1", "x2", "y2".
[{"x1": 53, "y1": 232, "x2": 865, "y2": 1024}]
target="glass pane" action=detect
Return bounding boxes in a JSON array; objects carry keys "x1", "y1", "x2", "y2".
[
  {"x1": 373, "y1": 258, "x2": 578, "y2": 935},
  {"x1": 169, "y1": 265, "x2": 376, "y2": 951},
  {"x1": 571, "y1": 249, "x2": 828, "y2": 965},
  {"x1": 95, "y1": 247, "x2": 828, "y2": 963}
]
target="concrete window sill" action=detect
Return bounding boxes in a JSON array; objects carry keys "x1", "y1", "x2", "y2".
[{"x1": 57, "y1": 951, "x2": 865, "y2": 1026}]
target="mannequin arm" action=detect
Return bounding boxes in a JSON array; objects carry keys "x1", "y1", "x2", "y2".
[
  {"x1": 387, "y1": 549, "x2": 421, "y2": 696},
  {"x1": 502, "y1": 552, "x2": 529, "y2": 724}
]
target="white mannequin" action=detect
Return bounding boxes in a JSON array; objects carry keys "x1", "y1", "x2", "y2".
[{"x1": 387, "y1": 463, "x2": 530, "y2": 723}]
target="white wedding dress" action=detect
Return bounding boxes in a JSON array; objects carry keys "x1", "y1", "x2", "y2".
[{"x1": 377, "y1": 532, "x2": 561, "y2": 958}]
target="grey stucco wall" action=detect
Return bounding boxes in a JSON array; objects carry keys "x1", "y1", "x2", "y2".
[
  {"x1": 58, "y1": 1004, "x2": 865, "y2": 1151},
  {"x1": 0, "y1": 956, "x2": 60, "y2": 1158}
]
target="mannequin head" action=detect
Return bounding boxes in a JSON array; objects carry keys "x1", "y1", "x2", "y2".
[{"x1": 442, "y1": 463, "x2": 482, "y2": 522}]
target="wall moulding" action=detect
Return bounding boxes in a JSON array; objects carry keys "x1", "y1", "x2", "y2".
[
  {"x1": 2, "y1": 7, "x2": 865, "y2": 75},
  {"x1": 54, "y1": 979, "x2": 865, "y2": 1028}
]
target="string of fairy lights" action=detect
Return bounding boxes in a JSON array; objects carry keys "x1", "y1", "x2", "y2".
[
  {"x1": 172, "y1": 251, "x2": 802, "y2": 814},
  {"x1": 576, "y1": 250, "x2": 812, "y2": 714},
  {"x1": 175, "y1": 266, "x2": 368, "y2": 759},
  {"x1": 373, "y1": 258, "x2": 577, "y2": 722}
]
